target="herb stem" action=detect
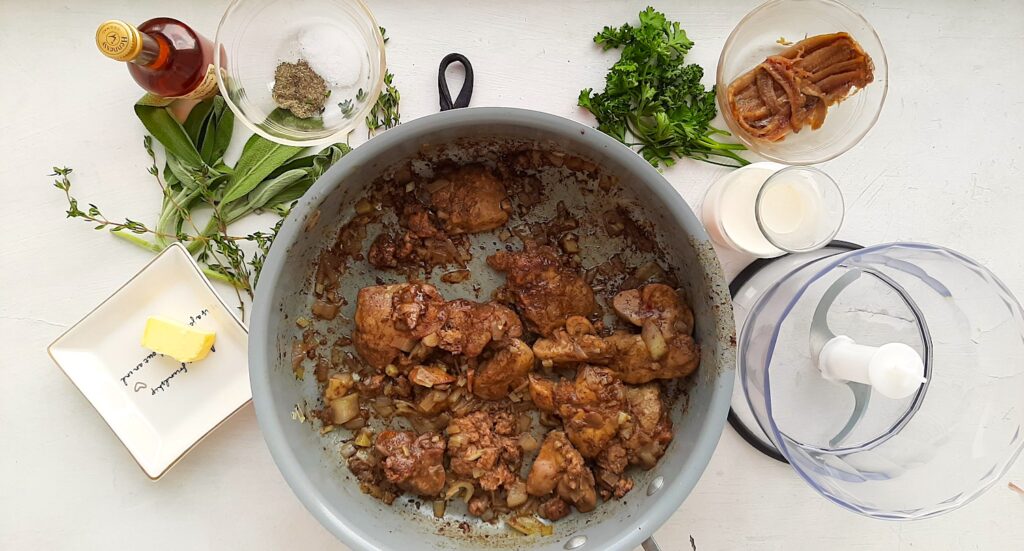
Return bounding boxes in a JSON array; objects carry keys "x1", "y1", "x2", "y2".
[
  {"x1": 110, "y1": 230, "x2": 163, "y2": 252},
  {"x1": 201, "y1": 266, "x2": 247, "y2": 288}
]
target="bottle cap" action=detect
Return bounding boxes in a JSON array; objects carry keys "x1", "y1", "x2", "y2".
[{"x1": 96, "y1": 20, "x2": 143, "y2": 61}]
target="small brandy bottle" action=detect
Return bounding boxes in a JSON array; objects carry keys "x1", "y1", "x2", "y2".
[{"x1": 96, "y1": 18, "x2": 219, "y2": 99}]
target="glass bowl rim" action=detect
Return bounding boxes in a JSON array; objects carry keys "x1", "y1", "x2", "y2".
[
  {"x1": 715, "y1": 0, "x2": 889, "y2": 165},
  {"x1": 214, "y1": 0, "x2": 387, "y2": 146}
]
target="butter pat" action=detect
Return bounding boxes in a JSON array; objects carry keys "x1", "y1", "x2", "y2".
[{"x1": 142, "y1": 316, "x2": 216, "y2": 363}]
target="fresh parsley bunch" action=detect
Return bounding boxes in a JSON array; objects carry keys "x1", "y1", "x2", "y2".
[{"x1": 579, "y1": 7, "x2": 748, "y2": 168}]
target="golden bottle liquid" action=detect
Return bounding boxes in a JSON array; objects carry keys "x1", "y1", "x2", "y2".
[{"x1": 96, "y1": 18, "x2": 219, "y2": 99}]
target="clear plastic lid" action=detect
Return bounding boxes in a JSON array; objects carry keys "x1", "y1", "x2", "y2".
[{"x1": 739, "y1": 243, "x2": 1024, "y2": 519}]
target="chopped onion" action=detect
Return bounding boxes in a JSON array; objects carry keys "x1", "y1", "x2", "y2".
[
  {"x1": 354, "y1": 198, "x2": 374, "y2": 215},
  {"x1": 507, "y1": 515, "x2": 553, "y2": 536},
  {"x1": 394, "y1": 400, "x2": 418, "y2": 415},
  {"x1": 372, "y1": 396, "x2": 395, "y2": 417},
  {"x1": 330, "y1": 393, "x2": 360, "y2": 425},
  {"x1": 441, "y1": 269, "x2": 472, "y2": 284},
  {"x1": 353, "y1": 429, "x2": 373, "y2": 447},
  {"x1": 421, "y1": 332, "x2": 439, "y2": 347},
  {"x1": 330, "y1": 346, "x2": 344, "y2": 366},
  {"x1": 641, "y1": 319, "x2": 668, "y2": 361},
  {"x1": 410, "y1": 413, "x2": 450, "y2": 433},
  {"x1": 560, "y1": 233, "x2": 580, "y2": 254},
  {"x1": 507, "y1": 481, "x2": 528, "y2": 508},
  {"x1": 341, "y1": 416, "x2": 366, "y2": 430},
  {"x1": 432, "y1": 500, "x2": 446, "y2": 518},
  {"x1": 445, "y1": 481, "x2": 474, "y2": 503},
  {"x1": 312, "y1": 301, "x2": 340, "y2": 320},
  {"x1": 340, "y1": 442, "x2": 357, "y2": 458},
  {"x1": 290, "y1": 340, "x2": 306, "y2": 380},
  {"x1": 448, "y1": 388, "x2": 464, "y2": 406},
  {"x1": 409, "y1": 366, "x2": 456, "y2": 388},
  {"x1": 324, "y1": 373, "x2": 355, "y2": 402},
  {"x1": 418, "y1": 389, "x2": 450, "y2": 415},
  {"x1": 623, "y1": 261, "x2": 666, "y2": 290},
  {"x1": 519, "y1": 433, "x2": 539, "y2": 453}
]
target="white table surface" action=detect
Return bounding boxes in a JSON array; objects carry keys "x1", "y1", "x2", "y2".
[{"x1": 2, "y1": 0, "x2": 1023, "y2": 549}]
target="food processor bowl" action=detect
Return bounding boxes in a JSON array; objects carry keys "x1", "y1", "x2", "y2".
[{"x1": 739, "y1": 243, "x2": 1024, "y2": 519}]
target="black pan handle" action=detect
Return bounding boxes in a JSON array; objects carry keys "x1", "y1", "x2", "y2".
[{"x1": 438, "y1": 53, "x2": 474, "y2": 111}]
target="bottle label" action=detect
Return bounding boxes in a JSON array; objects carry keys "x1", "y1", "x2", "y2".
[{"x1": 172, "y1": 64, "x2": 220, "y2": 100}]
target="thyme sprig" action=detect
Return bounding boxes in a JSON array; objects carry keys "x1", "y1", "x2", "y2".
[{"x1": 367, "y1": 27, "x2": 401, "y2": 136}]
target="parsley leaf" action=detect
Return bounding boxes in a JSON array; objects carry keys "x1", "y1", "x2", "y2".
[{"x1": 579, "y1": 7, "x2": 748, "y2": 168}]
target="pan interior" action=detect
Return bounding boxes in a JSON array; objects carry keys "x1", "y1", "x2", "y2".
[{"x1": 256, "y1": 113, "x2": 734, "y2": 551}]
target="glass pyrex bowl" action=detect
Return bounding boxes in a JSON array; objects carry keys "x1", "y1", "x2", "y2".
[
  {"x1": 739, "y1": 243, "x2": 1024, "y2": 519},
  {"x1": 216, "y1": 0, "x2": 385, "y2": 146},
  {"x1": 716, "y1": 0, "x2": 888, "y2": 164}
]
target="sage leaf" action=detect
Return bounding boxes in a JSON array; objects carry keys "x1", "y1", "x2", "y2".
[
  {"x1": 209, "y1": 99, "x2": 234, "y2": 164},
  {"x1": 199, "y1": 112, "x2": 219, "y2": 164},
  {"x1": 184, "y1": 99, "x2": 215, "y2": 144},
  {"x1": 134, "y1": 102, "x2": 204, "y2": 169},
  {"x1": 267, "y1": 143, "x2": 351, "y2": 179},
  {"x1": 265, "y1": 107, "x2": 325, "y2": 131},
  {"x1": 220, "y1": 134, "x2": 303, "y2": 205},
  {"x1": 166, "y1": 153, "x2": 198, "y2": 189},
  {"x1": 245, "y1": 169, "x2": 307, "y2": 211},
  {"x1": 262, "y1": 144, "x2": 351, "y2": 208},
  {"x1": 261, "y1": 177, "x2": 315, "y2": 209},
  {"x1": 309, "y1": 144, "x2": 351, "y2": 179},
  {"x1": 163, "y1": 162, "x2": 180, "y2": 189}
]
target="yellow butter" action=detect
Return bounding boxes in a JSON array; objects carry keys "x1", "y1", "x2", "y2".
[{"x1": 142, "y1": 316, "x2": 216, "y2": 363}]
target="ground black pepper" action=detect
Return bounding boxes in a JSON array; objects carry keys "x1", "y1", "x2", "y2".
[{"x1": 272, "y1": 59, "x2": 329, "y2": 119}]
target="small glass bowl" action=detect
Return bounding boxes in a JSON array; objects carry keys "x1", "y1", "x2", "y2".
[
  {"x1": 756, "y1": 165, "x2": 844, "y2": 253},
  {"x1": 215, "y1": 0, "x2": 386, "y2": 146},
  {"x1": 716, "y1": 0, "x2": 888, "y2": 165}
]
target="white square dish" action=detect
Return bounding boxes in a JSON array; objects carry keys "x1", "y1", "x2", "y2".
[{"x1": 48, "y1": 242, "x2": 250, "y2": 479}]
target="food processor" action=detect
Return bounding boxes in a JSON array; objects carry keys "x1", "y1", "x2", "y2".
[{"x1": 731, "y1": 242, "x2": 1024, "y2": 519}]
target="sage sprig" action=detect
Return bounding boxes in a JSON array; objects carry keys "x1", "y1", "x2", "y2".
[
  {"x1": 221, "y1": 134, "x2": 304, "y2": 204},
  {"x1": 54, "y1": 95, "x2": 351, "y2": 315}
]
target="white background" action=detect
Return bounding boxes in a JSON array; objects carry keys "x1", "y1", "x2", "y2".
[{"x1": 2, "y1": 0, "x2": 1023, "y2": 549}]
